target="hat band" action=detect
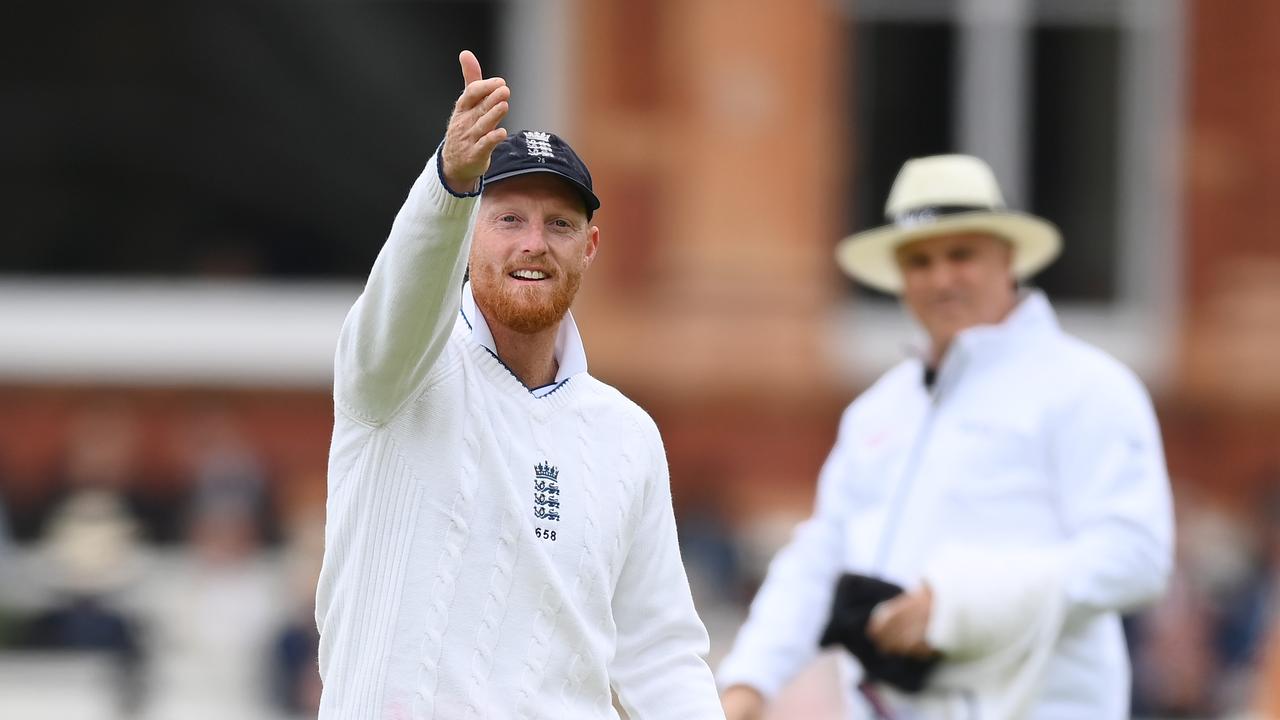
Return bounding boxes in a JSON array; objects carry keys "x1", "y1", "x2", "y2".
[{"x1": 890, "y1": 204, "x2": 997, "y2": 229}]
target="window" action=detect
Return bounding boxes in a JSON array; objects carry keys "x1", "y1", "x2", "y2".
[
  {"x1": 850, "y1": 19, "x2": 957, "y2": 275},
  {"x1": 1027, "y1": 22, "x2": 1122, "y2": 301},
  {"x1": 1, "y1": 0, "x2": 501, "y2": 278},
  {"x1": 834, "y1": 0, "x2": 1185, "y2": 383},
  {"x1": 0, "y1": 0, "x2": 574, "y2": 384}
]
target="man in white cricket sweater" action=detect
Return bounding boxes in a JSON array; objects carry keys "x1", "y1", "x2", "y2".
[{"x1": 315, "y1": 51, "x2": 724, "y2": 719}]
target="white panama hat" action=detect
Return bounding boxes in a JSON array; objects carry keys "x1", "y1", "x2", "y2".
[{"x1": 836, "y1": 154, "x2": 1062, "y2": 294}]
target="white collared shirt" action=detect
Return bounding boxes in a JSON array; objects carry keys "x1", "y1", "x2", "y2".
[{"x1": 459, "y1": 281, "x2": 588, "y2": 397}]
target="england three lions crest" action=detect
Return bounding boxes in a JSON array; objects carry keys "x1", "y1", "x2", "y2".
[{"x1": 533, "y1": 461, "x2": 561, "y2": 522}]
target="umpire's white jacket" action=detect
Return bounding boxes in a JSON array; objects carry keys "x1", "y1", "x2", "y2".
[{"x1": 718, "y1": 291, "x2": 1174, "y2": 719}]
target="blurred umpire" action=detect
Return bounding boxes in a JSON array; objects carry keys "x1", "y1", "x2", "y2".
[{"x1": 718, "y1": 155, "x2": 1174, "y2": 719}]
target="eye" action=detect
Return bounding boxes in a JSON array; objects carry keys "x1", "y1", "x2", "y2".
[
  {"x1": 948, "y1": 246, "x2": 975, "y2": 262},
  {"x1": 498, "y1": 213, "x2": 519, "y2": 223},
  {"x1": 902, "y1": 253, "x2": 931, "y2": 269},
  {"x1": 548, "y1": 217, "x2": 578, "y2": 234}
]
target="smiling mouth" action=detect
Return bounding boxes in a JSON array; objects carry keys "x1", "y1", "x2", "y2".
[{"x1": 509, "y1": 269, "x2": 550, "y2": 282}]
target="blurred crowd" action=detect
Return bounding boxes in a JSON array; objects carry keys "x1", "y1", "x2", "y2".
[
  {"x1": 0, "y1": 400, "x2": 324, "y2": 720},
  {"x1": 0, "y1": 398, "x2": 1277, "y2": 719},
  {"x1": 1125, "y1": 487, "x2": 1280, "y2": 717}
]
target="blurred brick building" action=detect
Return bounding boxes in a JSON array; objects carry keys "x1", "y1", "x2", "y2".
[
  {"x1": 0, "y1": 0, "x2": 1275, "y2": 588},
  {"x1": 569, "y1": 0, "x2": 1279, "y2": 521}
]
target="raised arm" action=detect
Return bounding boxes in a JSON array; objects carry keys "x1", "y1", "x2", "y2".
[{"x1": 334, "y1": 51, "x2": 510, "y2": 424}]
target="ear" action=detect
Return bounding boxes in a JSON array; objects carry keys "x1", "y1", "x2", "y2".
[{"x1": 582, "y1": 225, "x2": 601, "y2": 267}]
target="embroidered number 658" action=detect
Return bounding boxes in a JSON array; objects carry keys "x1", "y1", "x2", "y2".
[{"x1": 535, "y1": 528, "x2": 557, "y2": 541}]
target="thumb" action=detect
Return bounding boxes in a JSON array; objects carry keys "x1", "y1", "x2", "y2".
[
  {"x1": 459, "y1": 49, "x2": 483, "y2": 86},
  {"x1": 868, "y1": 599, "x2": 895, "y2": 636}
]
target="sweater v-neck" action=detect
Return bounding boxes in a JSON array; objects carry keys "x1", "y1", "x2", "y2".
[
  {"x1": 459, "y1": 282, "x2": 588, "y2": 394},
  {"x1": 465, "y1": 337, "x2": 584, "y2": 416}
]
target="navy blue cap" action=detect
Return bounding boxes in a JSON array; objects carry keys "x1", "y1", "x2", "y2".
[{"x1": 483, "y1": 130, "x2": 601, "y2": 218}]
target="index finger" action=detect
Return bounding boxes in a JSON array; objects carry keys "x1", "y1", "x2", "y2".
[
  {"x1": 459, "y1": 50, "x2": 483, "y2": 87},
  {"x1": 457, "y1": 77, "x2": 507, "y2": 109}
]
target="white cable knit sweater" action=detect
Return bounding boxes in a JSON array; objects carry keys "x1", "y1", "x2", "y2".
[{"x1": 314, "y1": 153, "x2": 723, "y2": 719}]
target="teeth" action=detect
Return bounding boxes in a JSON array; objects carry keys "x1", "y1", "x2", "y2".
[{"x1": 512, "y1": 269, "x2": 548, "y2": 280}]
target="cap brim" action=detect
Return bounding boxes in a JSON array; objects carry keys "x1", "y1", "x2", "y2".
[
  {"x1": 834, "y1": 211, "x2": 1062, "y2": 294},
  {"x1": 484, "y1": 167, "x2": 601, "y2": 214}
]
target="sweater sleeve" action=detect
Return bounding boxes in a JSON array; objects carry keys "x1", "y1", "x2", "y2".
[
  {"x1": 609, "y1": 423, "x2": 725, "y2": 720},
  {"x1": 1049, "y1": 366, "x2": 1174, "y2": 618},
  {"x1": 333, "y1": 150, "x2": 479, "y2": 425},
  {"x1": 715, "y1": 409, "x2": 855, "y2": 699}
]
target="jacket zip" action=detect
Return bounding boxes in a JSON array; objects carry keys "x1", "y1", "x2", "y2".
[
  {"x1": 870, "y1": 396, "x2": 938, "y2": 573},
  {"x1": 859, "y1": 366, "x2": 943, "y2": 720},
  {"x1": 870, "y1": 351, "x2": 966, "y2": 574},
  {"x1": 862, "y1": 354, "x2": 975, "y2": 720}
]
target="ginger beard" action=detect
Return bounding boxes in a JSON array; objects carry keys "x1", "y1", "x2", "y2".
[{"x1": 469, "y1": 254, "x2": 584, "y2": 335}]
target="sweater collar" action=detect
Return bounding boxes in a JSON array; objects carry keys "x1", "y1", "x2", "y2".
[{"x1": 460, "y1": 281, "x2": 589, "y2": 388}]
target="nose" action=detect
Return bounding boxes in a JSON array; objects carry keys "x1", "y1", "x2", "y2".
[
  {"x1": 514, "y1": 224, "x2": 550, "y2": 256},
  {"x1": 920, "y1": 257, "x2": 958, "y2": 292}
]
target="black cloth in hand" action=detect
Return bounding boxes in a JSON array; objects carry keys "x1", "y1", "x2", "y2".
[{"x1": 818, "y1": 572, "x2": 940, "y2": 693}]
